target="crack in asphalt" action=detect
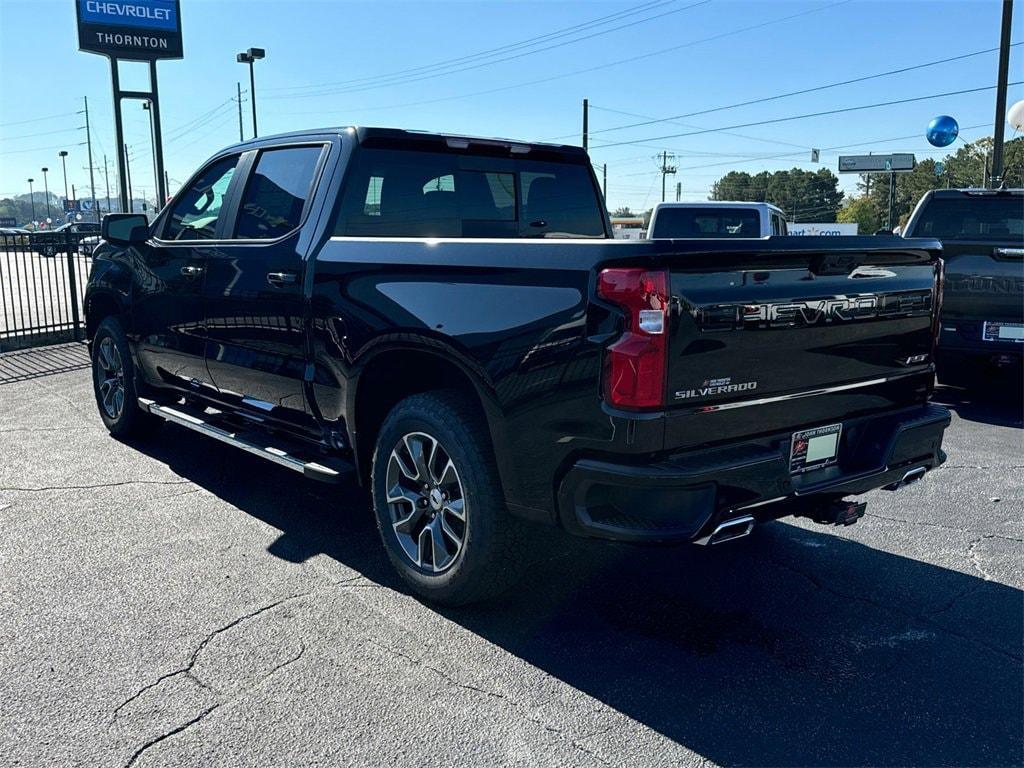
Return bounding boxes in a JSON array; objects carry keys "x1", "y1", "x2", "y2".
[
  {"x1": 369, "y1": 640, "x2": 618, "y2": 765},
  {"x1": 766, "y1": 551, "x2": 1022, "y2": 664},
  {"x1": 123, "y1": 704, "x2": 221, "y2": 768},
  {"x1": 1, "y1": 480, "x2": 191, "y2": 493},
  {"x1": 864, "y1": 512, "x2": 1024, "y2": 543},
  {"x1": 109, "y1": 593, "x2": 310, "y2": 727}
]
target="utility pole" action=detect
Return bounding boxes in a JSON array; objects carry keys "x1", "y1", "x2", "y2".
[
  {"x1": 991, "y1": 0, "x2": 1014, "y2": 186},
  {"x1": 236, "y1": 81, "x2": 245, "y2": 141},
  {"x1": 886, "y1": 171, "x2": 897, "y2": 231},
  {"x1": 602, "y1": 163, "x2": 607, "y2": 200},
  {"x1": 660, "y1": 150, "x2": 677, "y2": 203},
  {"x1": 124, "y1": 143, "x2": 134, "y2": 213},
  {"x1": 103, "y1": 154, "x2": 112, "y2": 214},
  {"x1": 82, "y1": 96, "x2": 100, "y2": 224},
  {"x1": 582, "y1": 98, "x2": 589, "y2": 151},
  {"x1": 676, "y1": 182, "x2": 682, "y2": 202},
  {"x1": 165, "y1": 170, "x2": 171, "y2": 200}
]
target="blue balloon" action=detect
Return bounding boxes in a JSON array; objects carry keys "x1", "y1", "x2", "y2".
[{"x1": 927, "y1": 115, "x2": 959, "y2": 147}]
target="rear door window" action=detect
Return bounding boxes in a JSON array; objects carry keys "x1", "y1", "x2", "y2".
[
  {"x1": 912, "y1": 196, "x2": 1024, "y2": 241},
  {"x1": 234, "y1": 145, "x2": 324, "y2": 239}
]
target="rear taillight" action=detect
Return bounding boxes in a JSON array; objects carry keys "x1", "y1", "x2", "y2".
[{"x1": 597, "y1": 267, "x2": 669, "y2": 409}]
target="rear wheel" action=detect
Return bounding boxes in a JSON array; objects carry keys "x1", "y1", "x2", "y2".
[
  {"x1": 371, "y1": 391, "x2": 523, "y2": 606},
  {"x1": 91, "y1": 316, "x2": 161, "y2": 438}
]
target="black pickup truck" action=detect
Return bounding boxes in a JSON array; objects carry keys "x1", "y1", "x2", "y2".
[
  {"x1": 903, "y1": 188, "x2": 1023, "y2": 387},
  {"x1": 85, "y1": 127, "x2": 950, "y2": 604}
]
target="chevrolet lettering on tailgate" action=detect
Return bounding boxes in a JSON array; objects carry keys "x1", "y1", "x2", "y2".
[{"x1": 696, "y1": 290, "x2": 933, "y2": 331}]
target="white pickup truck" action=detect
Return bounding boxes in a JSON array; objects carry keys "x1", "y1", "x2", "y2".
[{"x1": 648, "y1": 201, "x2": 788, "y2": 239}]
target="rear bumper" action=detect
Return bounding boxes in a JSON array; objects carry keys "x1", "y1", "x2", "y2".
[
  {"x1": 937, "y1": 321, "x2": 1023, "y2": 366},
  {"x1": 556, "y1": 403, "x2": 950, "y2": 543}
]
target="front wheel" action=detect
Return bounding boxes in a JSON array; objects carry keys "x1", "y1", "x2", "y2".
[
  {"x1": 91, "y1": 316, "x2": 161, "y2": 438},
  {"x1": 371, "y1": 391, "x2": 523, "y2": 606}
]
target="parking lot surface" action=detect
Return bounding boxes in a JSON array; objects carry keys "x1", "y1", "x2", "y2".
[{"x1": 1, "y1": 344, "x2": 1021, "y2": 767}]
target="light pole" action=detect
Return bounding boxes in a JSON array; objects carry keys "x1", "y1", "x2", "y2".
[
  {"x1": 58, "y1": 150, "x2": 70, "y2": 217},
  {"x1": 236, "y1": 47, "x2": 265, "y2": 138},
  {"x1": 27, "y1": 178, "x2": 36, "y2": 222},
  {"x1": 41, "y1": 167, "x2": 52, "y2": 222}
]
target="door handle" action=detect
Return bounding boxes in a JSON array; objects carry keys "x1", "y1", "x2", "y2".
[
  {"x1": 180, "y1": 264, "x2": 204, "y2": 277},
  {"x1": 267, "y1": 271, "x2": 298, "y2": 286}
]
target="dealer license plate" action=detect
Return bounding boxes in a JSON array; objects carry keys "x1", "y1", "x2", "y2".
[
  {"x1": 983, "y1": 321, "x2": 1024, "y2": 343},
  {"x1": 790, "y1": 423, "x2": 842, "y2": 474}
]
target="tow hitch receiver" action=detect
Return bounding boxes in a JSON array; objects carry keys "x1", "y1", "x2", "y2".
[{"x1": 798, "y1": 499, "x2": 867, "y2": 527}]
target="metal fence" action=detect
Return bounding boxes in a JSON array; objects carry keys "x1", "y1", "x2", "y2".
[{"x1": 0, "y1": 232, "x2": 95, "y2": 352}]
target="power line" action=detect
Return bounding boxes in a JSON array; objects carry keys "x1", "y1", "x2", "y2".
[
  {"x1": 0, "y1": 141, "x2": 86, "y2": 156},
  {"x1": 581, "y1": 43, "x2": 1021, "y2": 139},
  {"x1": 0, "y1": 111, "x2": 76, "y2": 129},
  {"x1": 267, "y1": 0, "x2": 850, "y2": 115},
  {"x1": 593, "y1": 82, "x2": 1024, "y2": 149},
  {"x1": 267, "y1": 0, "x2": 712, "y2": 100},
  {"x1": 265, "y1": 0, "x2": 683, "y2": 94},
  {"x1": 0, "y1": 126, "x2": 84, "y2": 142}
]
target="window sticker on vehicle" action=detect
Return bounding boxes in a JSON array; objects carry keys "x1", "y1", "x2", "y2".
[
  {"x1": 790, "y1": 423, "x2": 842, "y2": 474},
  {"x1": 983, "y1": 321, "x2": 1024, "y2": 343}
]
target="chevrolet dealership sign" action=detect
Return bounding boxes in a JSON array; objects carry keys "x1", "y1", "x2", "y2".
[{"x1": 77, "y1": 0, "x2": 182, "y2": 60}]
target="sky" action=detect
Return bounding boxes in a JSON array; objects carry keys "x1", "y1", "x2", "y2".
[{"x1": 0, "y1": 0, "x2": 1021, "y2": 216}]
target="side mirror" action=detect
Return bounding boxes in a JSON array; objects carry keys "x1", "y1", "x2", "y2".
[{"x1": 102, "y1": 213, "x2": 150, "y2": 245}]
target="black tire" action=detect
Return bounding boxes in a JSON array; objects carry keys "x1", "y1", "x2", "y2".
[
  {"x1": 371, "y1": 390, "x2": 523, "y2": 606},
  {"x1": 91, "y1": 315, "x2": 161, "y2": 438}
]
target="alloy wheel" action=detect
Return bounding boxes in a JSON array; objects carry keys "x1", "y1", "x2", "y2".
[
  {"x1": 385, "y1": 431, "x2": 467, "y2": 573},
  {"x1": 95, "y1": 336, "x2": 125, "y2": 420}
]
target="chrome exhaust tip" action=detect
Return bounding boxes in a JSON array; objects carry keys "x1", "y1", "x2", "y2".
[
  {"x1": 694, "y1": 514, "x2": 756, "y2": 546},
  {"x1": 884, "y1": 466, "x2": 928, "y2": 491}
]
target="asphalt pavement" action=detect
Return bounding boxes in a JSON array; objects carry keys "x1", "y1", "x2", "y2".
[{"x1": 1, "y1": 343, "x2": 1021, "y2": 767}]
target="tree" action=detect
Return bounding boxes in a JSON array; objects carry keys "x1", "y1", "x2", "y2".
[
  {"x1": 711, "y1": 168, "x2": 843, "y2": 221},
  {"x1": 837, "y1": 196, "x2": 879, "y2": 234},
  {"x1": 611, "y1": 206, "x2": 636, "y2": 217}
]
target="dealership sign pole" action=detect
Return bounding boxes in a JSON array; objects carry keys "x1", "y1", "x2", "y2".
[{"x1": 76, "y1": 0, "x2": 182, "y2": 213}]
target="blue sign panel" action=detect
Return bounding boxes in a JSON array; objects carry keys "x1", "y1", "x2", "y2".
[
  {"x1": 79, "y1": 0, "x2": 177, "y2": 31},
  {"x1": 77, "y1": 0, "x2": 182, "y2": 60}
]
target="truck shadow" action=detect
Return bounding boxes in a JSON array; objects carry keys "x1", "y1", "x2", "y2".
[
  {"x1": 130, "y1": 425, "x2": 1023, "y2": 767},
  {"x1": 933, "y1": 379, "x2": 1023, "y2": 429}
]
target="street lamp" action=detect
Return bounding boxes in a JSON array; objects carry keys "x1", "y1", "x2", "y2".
[
  {"x1": 236, "y1": 47, "x2": 265, "y2": 138},
  {"x1": 27, "y1": 178, "x2": 36, "y2": 222},
  {"x1": 58, "y1": 150, "x2": 70, "y2": 213},
  {"x1": 41, "y1": 167, "x2": 51, "y2": 221}
]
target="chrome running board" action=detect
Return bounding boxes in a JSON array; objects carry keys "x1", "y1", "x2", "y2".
[{"x1": 139, "y1": 397, "x2": 351, "y2": 483}]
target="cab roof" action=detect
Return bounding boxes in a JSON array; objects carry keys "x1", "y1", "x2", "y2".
[{"x1": 222, "y1": 126, "x2": 589, "y2": 163}]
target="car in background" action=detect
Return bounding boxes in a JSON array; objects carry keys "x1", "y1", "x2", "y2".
[
  {"x1": 31, "y1": 221, "x2": 101, "y2": 257},
  {"x1": 648, "y1": 201, "x2": 788, "y2": 239},
  {"x1": 78, "y1": 234, "x2": 101, "y2": 257},
  {"x1": 903, "y1": 188, "x2": 1023, "y2": 387},
  {"x1": 0, "y1": 227, "x2": 31, "y2": 249}
]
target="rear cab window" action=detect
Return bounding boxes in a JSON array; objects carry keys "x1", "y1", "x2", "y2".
[
  {"x1": 651, "y1": 207, "x2": 761, "y2": 238},
  {"x1": 334, "y1": 148, "x2": 605, "y2": 238},
  {"x1": 911, "y1": 195, "x2": 1024, "y2": 241}
]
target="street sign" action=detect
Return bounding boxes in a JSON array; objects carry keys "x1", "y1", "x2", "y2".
[
  {"x1": 81, "y1": 199, "x2": 96, "y2": 212},
  {"x1": 62, "y1": 198, "x2": 81, "y2": 213},
  {"x1": 76, "y1": 0, "x2": 183, "y2": 60},
  {"x1": 838, "y1": 153, "x2": 916, "y2": 173},
  {"x1": 935, "y1": 162, "x2": 946, "y2": 176},
  {"x1": 810, "y1": 148, "x2": 820, "y2": 163}
]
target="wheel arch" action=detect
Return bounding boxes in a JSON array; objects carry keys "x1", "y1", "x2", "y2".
[{"x1": 350, "y1": 343, "x2": 518, "y2": 500}]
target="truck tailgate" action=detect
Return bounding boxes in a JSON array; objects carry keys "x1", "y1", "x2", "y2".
[{"x1": 660, "y1": 237, "x2": 939, "y2": 413}]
